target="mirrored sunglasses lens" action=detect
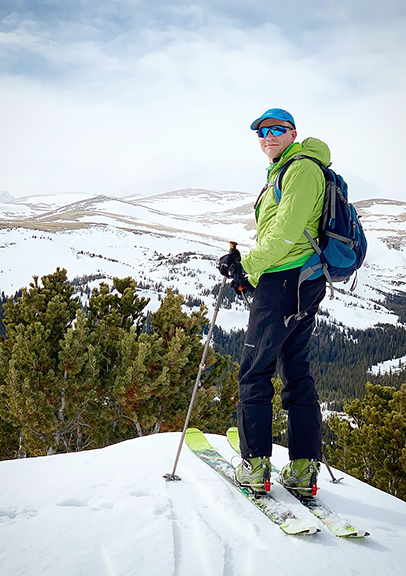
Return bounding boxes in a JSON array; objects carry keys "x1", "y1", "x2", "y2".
[
  {"x1": 271, "y1": 126, "x2": 287, "y2": 136},
  {"x1": 257, "y1": 126, "x2": 287, "y2": 137},
  {"x1": 258, "y1": 127, "x2": 271, "y2": 138}
]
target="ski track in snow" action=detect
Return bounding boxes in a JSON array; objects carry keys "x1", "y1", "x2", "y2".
[{"x1": 166, "y1": 472, "x2": 254, "y2": 576}]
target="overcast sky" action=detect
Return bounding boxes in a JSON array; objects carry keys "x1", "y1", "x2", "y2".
[{"x1": 1, "y1": 1, "x2": 405, "y2": 201}]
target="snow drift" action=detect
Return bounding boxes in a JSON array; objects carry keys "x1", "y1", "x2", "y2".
[{"x1": 1, "y1": 432, "x2": 406, "y2": 576}]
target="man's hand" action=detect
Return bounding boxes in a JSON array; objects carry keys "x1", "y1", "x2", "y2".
[
  {"x1": 218, "y1": 245, "x2": 241, "y2": 277},
  {"x1": 218, "y1": 242, "x2": 254, "y2": 298},
  {"x1": 229, "y1": 262, "x2": 255, "y2": 297}
]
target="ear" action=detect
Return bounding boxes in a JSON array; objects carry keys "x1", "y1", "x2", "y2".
[{"x1": 290, "y1": 129, "x2": 297, "y2": 143}]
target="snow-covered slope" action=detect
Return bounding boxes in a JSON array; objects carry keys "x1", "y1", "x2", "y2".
[
  {"x1": 0, "y1": 190, "x2": 405, "y2": 331},
  {"x1": 368, "y1": 354, "x2": 406, "y2": 376},
  {"x1": 0, "y1": 432, "x2": 405, "y2": 576}
]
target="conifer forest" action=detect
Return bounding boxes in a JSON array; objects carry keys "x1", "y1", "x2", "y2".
[{"x1": 1, "y1": 269, "x2": 406, "y2": 500}]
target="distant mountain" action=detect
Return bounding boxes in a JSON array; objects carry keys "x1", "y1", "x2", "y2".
[
  {"x1": 0, "y1": 191, "x2": 15, "y2": 203},
  {"x1": 1, "y1": 189, "x2": 405, "y2": 333}
]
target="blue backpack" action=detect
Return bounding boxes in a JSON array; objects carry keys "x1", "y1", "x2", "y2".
[{"x1": 273, "y1": 155, "x2": 368, "y2": 326}]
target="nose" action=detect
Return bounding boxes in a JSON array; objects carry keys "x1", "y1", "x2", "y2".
[{"x1": 264, "y1": 129, "x2": 277, "y2": 139}]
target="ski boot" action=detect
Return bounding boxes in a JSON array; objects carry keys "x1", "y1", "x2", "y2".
[
  {"x1": 235, "y1": 456, "x2": 272, "y2": 497},
  {"x1": 280, "y1": 459, "x2": 320, "y2": 498}
]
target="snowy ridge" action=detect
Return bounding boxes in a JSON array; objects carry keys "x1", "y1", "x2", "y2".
[
  {"x1": 1, "y1": 190, "x2": 405, "y2": 333},
  {"x1": 0, "y1": 432, "x2": 405, "y2": 575}
]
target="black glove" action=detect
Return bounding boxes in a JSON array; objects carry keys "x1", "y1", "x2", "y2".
[
  {"x1": 218, "y1": 246, "x2": 241, "y2": 277},
  {"x1": 229, "y1": 262, "x2": 255, "y2": 296}
]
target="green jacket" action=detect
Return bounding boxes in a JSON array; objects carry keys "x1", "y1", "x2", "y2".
[{"x1": 241, "y1": 137, "x2": 331, "y2": 287}]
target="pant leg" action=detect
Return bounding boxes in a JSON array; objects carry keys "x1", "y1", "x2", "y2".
[
  {"x1": 279, "y1": 276, "x2": 326, "y2": 460},
  {"x1": 238, "y1": 269, "x2": 307, "y2": 458}
]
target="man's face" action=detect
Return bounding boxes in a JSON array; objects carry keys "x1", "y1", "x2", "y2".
[{"x1": 258, "y1": 119, "x2": 297, "y2": 161}]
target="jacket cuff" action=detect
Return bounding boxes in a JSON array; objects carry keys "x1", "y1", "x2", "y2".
[{"x1": 241, "y1": 255, "x2": 250, "y2": 274}]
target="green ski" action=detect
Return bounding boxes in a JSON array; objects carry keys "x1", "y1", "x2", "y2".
[
  {"x1": 185, "y1": 428, "x2": 320, "y2": 536},
  {"x1": 226, "y1": 427, "x2": 369, "y2": 539}
]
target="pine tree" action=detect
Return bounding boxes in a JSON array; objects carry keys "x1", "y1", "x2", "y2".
[
  {"x1": 272, "y1": 376, "x2": 288, "y2": 438},
  {"x1": 0, "y1": 269, "x2": 81, "y2": 456},
  {"x1": 189, "y1": 356, "x2": 239, "y2": 434},
  {"x1": 84, "y1": 277, "x2": 149, "y2": 445},
  {"x1": 113, "y1": 328, "x2": 192, "y2": 437},
  {"x1": 56, "y1": 310, "x2": 101, "y2": 452},
  {"x1": 150, "y1": 289, "x2": 215, "y2": 432},
  {"x1": 328, "y1": 382, "x2": 406, "y2": 500},
  {"x1": 0, "y1": 274, "x2": 245, "y2": 459},
  {"x1": 112, "y1": 289, "x2": 239, "y2": 437},
  {"x1": 0, "y1": 272, "x2": 149, "y2": 456}
]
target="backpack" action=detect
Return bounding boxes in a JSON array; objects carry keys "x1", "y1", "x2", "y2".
[{"x1": 273, "y1": 155, "x2": 368, "y2": 326}]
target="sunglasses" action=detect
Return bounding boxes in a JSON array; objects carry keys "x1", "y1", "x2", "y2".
[{"x1": 256, "y1": 125, "x2": 293, "y2": 138}]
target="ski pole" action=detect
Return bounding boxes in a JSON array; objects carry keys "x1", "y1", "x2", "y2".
[
  {"x1": 240, "y1": 289, "x2": 250, "y2": 308},
  {"x1": 322, "y1": 453, "x2": 344, "y2": 484},
  {"x1": 164, "y1": 274, "x2": 227, "y2": 482}
]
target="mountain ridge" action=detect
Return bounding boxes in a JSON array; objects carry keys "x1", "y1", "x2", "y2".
[{"x1": 1, "y1": 189, "x2": 405, "y2": 333}]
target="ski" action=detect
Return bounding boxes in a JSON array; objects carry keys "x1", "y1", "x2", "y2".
[
  {"x1": 185, "y1": 428, "x2": 320, "y2": 536},
  {"x1": 226, "y1": 427, "x2": 369, "y2": 539}
]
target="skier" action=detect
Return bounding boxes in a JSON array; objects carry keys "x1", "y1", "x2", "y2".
[{"x1": 218, "y1": 108, "x2": 328, "y2": 496}]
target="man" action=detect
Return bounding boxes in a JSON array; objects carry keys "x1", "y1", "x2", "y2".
[{"x1": 218, "y1": 108, "x2": 329, "y2": 497}]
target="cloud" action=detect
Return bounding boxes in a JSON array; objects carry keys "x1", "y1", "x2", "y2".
[{"x1": 0, "y1": 1, "x2": 405, "y2": 200}]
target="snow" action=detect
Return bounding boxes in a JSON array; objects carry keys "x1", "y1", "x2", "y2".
[
  {"x1": 0, "y1": 193, "x2": 406, "y2": 334},
  {"x1": 215, "y1": 307, "x2": 249, "y2": 331},
  {"x1": 320, "y1": 288, "x2": 399, "y2": 330},
  {"x1": 79, "y1": 215, "x2": 126, "y2": 226},
  {"x1": 363, "y1": 230, "x2": 406, "y2": 269},
  {"x1": 368, "y1": 354, "x2": 406, "y2": 376},
  {"x1": 1, "y1": 195, "x2": 405, "y2": 573},
  {"x1": 139, "y1": 188, "x2": 254, "y2": 216},
  {"x1": 0, "y1": 432, "x2": 405, "y2": 576},
  {"x1": 0, "y1": 226, "x2": 217, "y2": 297},
  {"x1": 362, "y1": 201, "x2": 406, "y2": 217},
  {"x1": 15, "y1": 194, "x2": 100, "y2": 208},
  {"x1": 0, "y1": 202, "x2": 34, "y2": 219}
]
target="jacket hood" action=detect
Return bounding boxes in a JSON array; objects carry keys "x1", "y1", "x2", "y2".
[{"x1": 280, "y1": 137, "x2": 331, "y2": 168}]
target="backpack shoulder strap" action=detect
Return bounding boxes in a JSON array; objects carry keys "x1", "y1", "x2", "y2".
[
  {"x1": 273, "y1": 155, "x2": 335, "y2": 327},
  {"x1": 274, "y1": 155, "x2": 324, "y2": 204},
  {"x1": 274, "y1": 155, "x2": 325, "y2": 255}
]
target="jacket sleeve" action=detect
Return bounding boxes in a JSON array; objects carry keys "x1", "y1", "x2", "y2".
[{"x1": 241, "y1": 160, "x2": 324, "y2": 275}]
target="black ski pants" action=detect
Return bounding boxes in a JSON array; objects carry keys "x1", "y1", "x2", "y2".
[{"x1": 237, "y1": 267, "x2": 326, "y2": 461}]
